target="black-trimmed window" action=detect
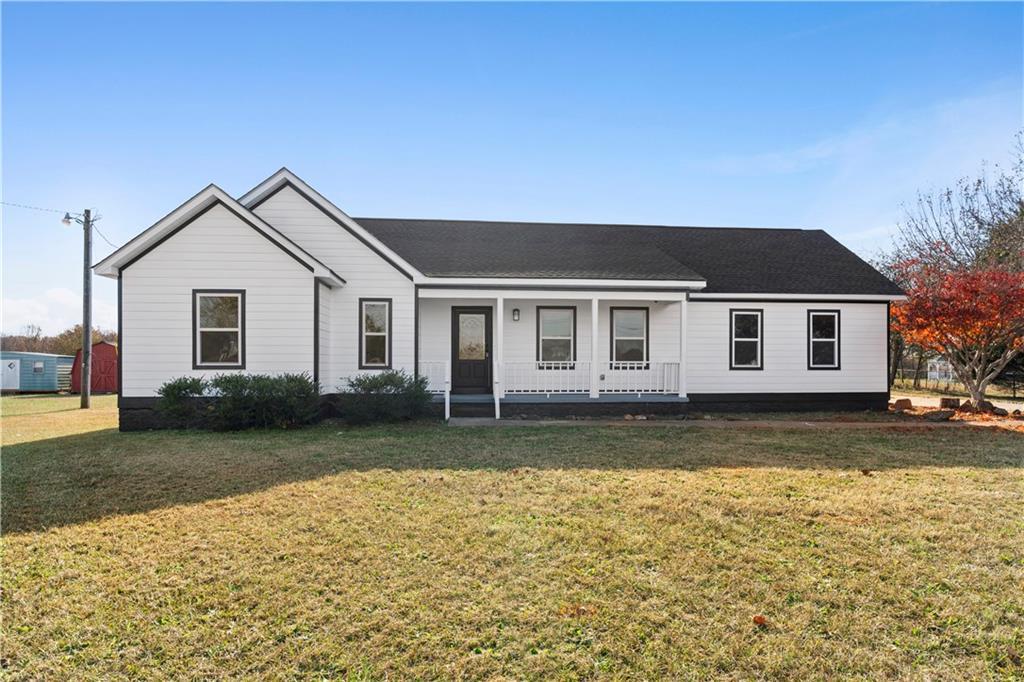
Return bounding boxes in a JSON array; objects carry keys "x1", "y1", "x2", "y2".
[
  {"x1": 359, "y1": 298, "x2": 391, "y2": 369},
  {"x1": 729, "y1": 309, "x2": 763, "y2": 370},
  {"x1": 610, "y1": 307, "x2": 649, "y2": 368},
  {"x1": 808, "y1": 310, "x2": 840, "y2": 370},
  {"x1": 193, "y1": 290, "x2": 245, "y2": 369},
  {"x1": 33, "y1": 361, "x2": 44, "y2": 374},
  {"x1": 536, "y1": 306, "x2": 576, "y2": 368}
]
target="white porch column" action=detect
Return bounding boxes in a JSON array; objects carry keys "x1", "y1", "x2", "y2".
[
  {"x1": 678, "y1": 296, "x2": 688, "y2": 398},
  {"x1": 590, "y1": 298, "x2": 600, "y2": 398},
  {"x1": 495, "y1": 296, "x2": 504, "y2": 400}
]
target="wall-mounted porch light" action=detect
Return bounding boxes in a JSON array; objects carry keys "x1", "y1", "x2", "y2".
[{"x1": 512, "y1": 308, "x2": 520, "y2": 322}]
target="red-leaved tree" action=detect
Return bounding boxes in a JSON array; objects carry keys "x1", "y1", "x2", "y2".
[{"x1": 892, "y1": 260, "x2": 1024, "y2": 405}]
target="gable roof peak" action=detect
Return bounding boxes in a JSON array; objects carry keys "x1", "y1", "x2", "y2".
[{"x1": 92, "y1": 182, "x2": 343, "y2": 284}]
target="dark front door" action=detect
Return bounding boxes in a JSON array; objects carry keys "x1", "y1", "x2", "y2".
[{"x1": 452, "y1": 307, "x2": 492, "y2": 393}]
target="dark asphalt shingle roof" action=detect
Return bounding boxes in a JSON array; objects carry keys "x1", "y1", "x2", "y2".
[{"x1": 354, "y1": 218, "x2": 904, "y2": 295}]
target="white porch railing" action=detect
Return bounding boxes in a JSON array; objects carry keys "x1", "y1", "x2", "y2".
[
  {"x1": 420, "y1": 361, "x2": 448, "y2": 393},
  {"x1": 420, "y1": 360, "x2": 679, "y2": 417},
  {"x1": 501, "y1": 361, "x2": 680, "y2": 395},
  {"x1": 503, "y1": 361, "x2": 592, "y2": 394},
  {"x1": 419, "y1": 361, "x2": 450, "y2": 420},
  {"x1": 599, "y1": 362, "x2": 680, "y2": 395}
]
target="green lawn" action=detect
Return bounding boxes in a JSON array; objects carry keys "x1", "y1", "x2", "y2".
[
  {"x1": 0, "y1": 392, "x2": 117, "y2": 417},
  {"x1": 2, "y1": 398, "x2": 1022, "y2": 679}
]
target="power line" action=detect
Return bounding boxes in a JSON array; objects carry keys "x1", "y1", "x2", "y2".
[
  {"x1": 3, "y1": 200, "x2": 119, "y2": 248},
  {"x1": 1, "y1": 200, "x2": 68, "y2": 214},
  {"x1": 93, "y1": 224, "x2": 120, "y2": 249}
]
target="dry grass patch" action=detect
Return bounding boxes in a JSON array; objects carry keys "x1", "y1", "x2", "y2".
[
  {"x1": 1, "y1": 394, "x2": 118, "y2": 444},
  {"x1": 2, "y1": 403, "x2": 1022, "y2": 679}
]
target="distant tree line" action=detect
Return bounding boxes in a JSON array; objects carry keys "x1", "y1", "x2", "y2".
[{"x1": 1, "y1": 324, "x2": 117, "y2": 357}]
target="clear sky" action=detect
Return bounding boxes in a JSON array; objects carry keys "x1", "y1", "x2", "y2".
[{"x1": 2, "y1": 1, "x2": 1021, "y2": 334}]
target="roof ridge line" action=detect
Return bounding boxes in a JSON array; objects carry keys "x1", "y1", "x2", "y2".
[{"x1": 352, "y1": 216, "x2": 818, "y2": 232}]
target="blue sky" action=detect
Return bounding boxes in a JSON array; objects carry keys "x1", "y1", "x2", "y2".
[{"x1": 2, "y1": 2, "x2": 1021, "y2": 334}]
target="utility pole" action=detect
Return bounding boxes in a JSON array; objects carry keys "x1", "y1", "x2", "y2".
[
  {"x1": 64, "y1": 208, "x2": 100, "y2": 409},
  {"x1": 80, "y1": 209, "x2": 92, "y2": 409}
]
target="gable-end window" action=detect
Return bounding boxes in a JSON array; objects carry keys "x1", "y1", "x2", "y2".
[
  {"x1": 610, "y1": 307, "x2": 649, "y2": 368},
  {"x1": 193, "y1": 290, "x2": 245, "y2": 369},
  {"x1": 730, "y1": 309, "x2": 763, "y2": 370},
  {"x1": 33, "y1": 361, "x2": 44, "y2": 374},
  {"x1": 808, "y1": 310, "x2": 840, "y2": 370},
  {"x1": 537, "y1": 306, "x2": 576, "y2": 368},
  {"x1": 359, "y1": 298, "x2": 391, "y2": 369}
]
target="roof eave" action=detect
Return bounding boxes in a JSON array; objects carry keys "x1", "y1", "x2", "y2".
[
  {"x1": 414, "y1": 276, "x2": 707, "y2": 290},
  {"x1": 689, "y1": 292, "x2": 907, "y2": 301}
]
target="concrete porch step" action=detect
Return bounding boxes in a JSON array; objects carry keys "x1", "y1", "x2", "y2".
[{"x1": 449, "y1": 402, "x2": 497, "y2": 418}]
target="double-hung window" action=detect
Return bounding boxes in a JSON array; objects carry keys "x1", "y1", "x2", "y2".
[
  {"x1": 729, "y1": 309, "x2": 763, "y2": 370},
  {"x1": 359, "y1": 298, "x2": 391, "y2": 369},
  {"x1": 610, "y1": 307, "x2": 648, "y2": 368},
  {"x1": 33, "y1": 361, "x2": 44, "y2": 374},
  {"x1": 193, "y1": 290, "x2": 244, "y2": 368},
  {"x1": 808, "y1": 310, "x2": 840, "y2": 369},
  {"x1": 537, "y1": 307, "x2": 576, "y2": 368}
]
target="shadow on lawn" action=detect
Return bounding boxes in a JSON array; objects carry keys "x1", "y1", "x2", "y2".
[{"x1": 3, "y1": 422, "x2": 1021, "y2": 533}]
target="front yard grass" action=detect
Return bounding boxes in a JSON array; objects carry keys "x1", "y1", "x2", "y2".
[
  {"x1": 2, "y1": 400, "x2": 1022, "y2": 678},
  {"x1": 1, "y1": 393, "x2": 118, "y2": 443}
]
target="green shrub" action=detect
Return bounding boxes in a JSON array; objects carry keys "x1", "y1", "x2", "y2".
[
  {"x1": 156, "y1": 376, "x2": 208, "y2": 427},
  {"x1": 156, "y1": 373, "x2": 320, "y2": 430},
  {"x1": 338, "y1": 370, "x2": 432, "y2": 425},
  {"x1": 207, "y1": 373, "x2": 320, "y2": 431}
]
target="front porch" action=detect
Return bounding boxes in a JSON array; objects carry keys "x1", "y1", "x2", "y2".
[{"x1": 415, "y1": 288, "x2": 692, "y2": 418}]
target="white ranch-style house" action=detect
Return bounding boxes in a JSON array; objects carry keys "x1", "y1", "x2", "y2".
[{"x1": 95, "y1": 169, "x2": 905, "y2": 427}]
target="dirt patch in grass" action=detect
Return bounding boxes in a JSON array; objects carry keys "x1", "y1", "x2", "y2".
[{"x1": 2, "y1": 406, "x2": 1022, "y2": 678}]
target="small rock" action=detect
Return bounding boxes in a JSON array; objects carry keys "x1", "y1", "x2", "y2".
[
  {"x1": 635, "y1": 415, "x2": 647, "y2": 421},
  {"x1": 956, "y1": 402, "x2": 977, "y2": 413},
  {"x1": 977, "y1": 400, "x2": 996, "y2": 413},
  {"x1": 893, "y1": 398, "x2": 913, "y2": 411},
  {"x1": 923, "y1": 409, "x2": 955, "y2": 422},
  {"x1": 1013, "y1": 409, "x2": 1022, "y2": 416},
  {"x1": 624, "y1": 414, "x2": 634, "y2": 420},
  {"x1": 939, "y1": 398, "x2": 961, "y2": 409},
  {"x1": 992, "y1": 407, "x2": 1009, "y2": 417}
]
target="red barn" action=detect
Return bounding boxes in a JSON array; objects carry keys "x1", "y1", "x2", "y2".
[{"x1": 71, "y1": 341, "x2": 119, "y2": 394}]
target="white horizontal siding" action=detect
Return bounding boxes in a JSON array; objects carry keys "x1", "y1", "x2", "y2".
[
  {"x1": 122, "y1": 188, "x2": 888, "y2": 400},
  {"x1": 598, "y1": 300, "x2": 680, "y2": 364},
  {"x1": 122, "y1": 204, "x2": 314, "y2": 396},
  {"x1": 686, "y1": 301, "x2": 887, "y2": 393},
  {"x1": 504, "y1": 299, "x2": 593, "y2": 363},
  {"x1": 253, "y1": 186, "x2": 415, "y2": 391},
  {"x1": 418, "y1": 299, "x2": 456, "y2": 366},
  {"x1": 421, "y1": 298, "x2": 886, "y2": 394},
  {"x1": 419, "y1": 298, "x2": 678, "y2": 365}
]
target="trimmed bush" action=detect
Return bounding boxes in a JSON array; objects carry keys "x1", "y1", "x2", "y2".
[
  {"x1": 156, "y1": 373, "x2": 320, "y2": 430},
  {"x1": 338, "y1": 370, "x2": 432, "y2": 425},
  {"x1": 156, "y1": 376, "x2": 208, "y2": 427},
  {"x1": 207, "y1": 373, "x2": 320, "y2": 430}
]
